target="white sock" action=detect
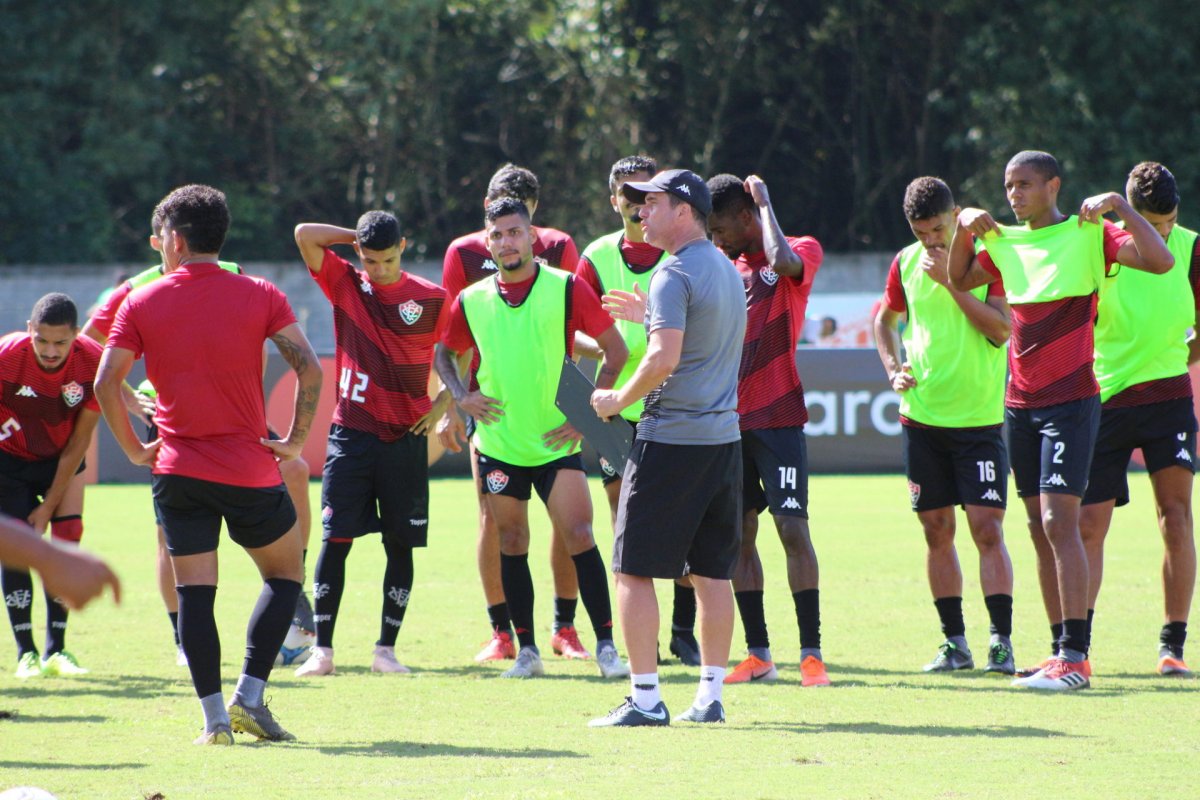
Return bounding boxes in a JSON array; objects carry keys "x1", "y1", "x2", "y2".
[
  {"x1": 695, "y1": 665, "x2": 725, "y2": 706},
  {"x1": 631, "y1": 672, "x2": 661, "y2": 709}
]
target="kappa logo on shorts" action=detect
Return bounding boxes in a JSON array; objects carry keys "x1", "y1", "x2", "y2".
[
  {"x1": 1045, "y1": 474, "x2": 1068, "y2": 487},
  {"x1": 759, "y1": 266, "x2": 780, "y2": 286},
  {"x1": 16, "y1": 385, "x2": 37, "y2": 398},
  {"x1": 486, "y1": 469, "x2": 509, "y2": 493},
  {"x1": 981, "y1": 488, "x2": 1002, "y2": 502},
  {"x1": 1177, "y1": 448, "x2": 1193, "y2": 463},
  {"x1": 398, "y1": 299, "x2": 424, "y2": 325},
  {"x1": 5, "y1": 589, "x2": 32, "y2": 610},
  {"x1": 781, "y1": 497, "x2": 802, "y2": 510},
  {"x1": 321, "y1": 506, "x2": 333, "y2": 524},
  {"x1": 481, "y1": 259, "x2": 499, "y2": 271},
  {"x1": 907, "y1": 480, "x2": 921, "y2": 505},
  {"x1": 599, "y1": 457, "x2": 616, "y2": 477},
  {"x1": 61, "y1": 381, "x2": 84, "y2": 407}
]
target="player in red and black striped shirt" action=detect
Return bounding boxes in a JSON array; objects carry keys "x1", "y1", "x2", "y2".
[
  {"x1": 0, "y1": 293, "x2": 102, "y2": 678},
  {"x1": 437, "y1": 164, "x2": 585, "y2": 662},
  {"x1": 949, "y1": 151, "x2": 1173, "y2": 690},
  {"x1": 705, "y1": 173, "x2": 830, "y2": 688},
  {"x1": 293, "y1": 211, "x2": 451, "y2": 677}
]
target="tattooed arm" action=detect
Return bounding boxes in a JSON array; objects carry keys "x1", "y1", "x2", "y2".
[{"x1": 263, "y1": 323, "x2": 323, "y2": 460}]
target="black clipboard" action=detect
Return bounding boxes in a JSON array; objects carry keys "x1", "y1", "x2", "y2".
[{"x1": 554, "y1": 356, "x2": 634, "y2": 476}]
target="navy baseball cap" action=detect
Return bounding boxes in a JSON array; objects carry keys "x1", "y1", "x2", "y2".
[{"x1": 620, "y1": 169, "x2": 712, "y2": 217}]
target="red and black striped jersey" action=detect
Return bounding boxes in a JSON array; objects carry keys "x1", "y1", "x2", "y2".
[
  {"x1": 736, "y1": 236, "x2": 824, "y2": 430},
  {"x1": 0, "y1": 332, "x2": 102, "y2": 461},
  {"x1": 314, "y1": 249, "x2": 449, "y2": 440}
]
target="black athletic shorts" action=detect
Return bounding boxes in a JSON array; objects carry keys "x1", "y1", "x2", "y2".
[
  {"x1": 612, "y1": 439, "x2": 742, "y2": 580},
  {"x1": 742, "y1": 427, "x2": 809, "y2": 517},
  {"x1": 152, "y1": 474, "x2": 296, "y2": 557},
  {"x1": 599, "y1": 420, "x2": 638, "y2": 487},
  {"x1": 1007, "y1": 395, "x2": 1101, "y2": 498},
  {"x1": 903, "y1": 423, "x2": 1007, "y2": 512},
  {"x1": 321, "y1": 424, "x2": 429, "y2": 546},
  {"x1": 0, "y1": 451, "x2": 85, "y2": 519},
  {"x1": 1082, "y1": 397, "x2": 1198, "y2": 507},
  {"x1": 476, "y1": 450, "x2": 585, "y2": 505}
]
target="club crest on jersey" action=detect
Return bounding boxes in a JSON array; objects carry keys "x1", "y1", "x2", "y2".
[
  {"x1": 61, "y1": 381, "x2": 84, "y2": 407},
  {"x1": 908, "y1": 480, "x2": 921, "y2": 506},
  {"x1": 398, "y1": 299, "x2": 424, "y2": 325},
  {"x1": 485, "y1": 469, "x2": 509, "y2": 493},
  {"x1": 759, "y1": 266, "x2": 780, "y2": 286}
]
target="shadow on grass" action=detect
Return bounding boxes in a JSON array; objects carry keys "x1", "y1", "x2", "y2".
[
  {"x1": 5, "y1": 674, "x2": 188, "y2": 701},
  {"x1": 749, "y1": 721, "x2": 1078, "y2": 738},
  {"x1": 3, "y1": 713, "x2": 109, "y2": 724},
  {"x1": 0, "y1": 761, "x2": 147, "y2": 770},
  {"x1": 286, "y1": 740, "x2": 584, "y2": 759}
]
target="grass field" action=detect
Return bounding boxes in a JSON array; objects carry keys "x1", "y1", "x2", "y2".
[{"x1": 0, "y1": 475, "x2": 1196, "y2": 799}]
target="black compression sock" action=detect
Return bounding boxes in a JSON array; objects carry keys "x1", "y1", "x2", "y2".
[
  {"x1": 499, "y1": 553, "x2": 536, "y2": 650},
  {"x1": 1160, "y1": 621, "x2": 1187, "y2": 658},
  {"x1": 1050, "y1": 622, "x2": 1065, "y2": 655},
  {"x1": 672, "y1": 583, "x2": 696, "y2": 634},
  {"x1": 487, "y1": 603, "x2": 513, "y2": 634},
  {"x1": 168, "y1": 611, "x2": 181, "y2": 647},
  {"x1": 793, "y1": 589, "x2": 821, "y2": 650},
  {"x1": 379, "y1": 538, "x2": 414, "y2": 647},
  {"x1": 43, "y1": 586, "x2": 67, "y2": 655},
  {"x1": 1086, "y1": 608, "x2": 1095, "y2": 650},
  {"x1": 934, "y1": 596, "x2": 966, "y2": 639},
  {"x1": 1060, "y1": 618, "x2": 1089, "y2": 657},
  {"x1": 2, "y1": 567, "x2": 36, "y2": 656},
  {"x1": 735, "y1": 590, "x2": 770, "y2": 650},
  {"x1": 243, "y1": 578, "x2": 301, "y2": 681},
  {"x1": 553, "y1": 597, "x2": 577, "y2": 631},
  {"x1": 177, "y1": 585, "x2": 221, "y2": 698},
  {"x1": 984, "y1": 594, "x2": 1013, "y2": 638},
  {"x1": 571, "y1": 547, "x2": 614, "y2": 644},
  {"x1": 312, "y1": 539, "x2": 352, "y2": 648}
]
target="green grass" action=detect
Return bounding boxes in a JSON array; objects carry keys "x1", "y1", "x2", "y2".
[{"x1": 1, "y1": 475, "x2": 1196, "y2": 799}]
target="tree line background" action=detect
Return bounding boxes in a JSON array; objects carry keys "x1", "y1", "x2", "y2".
[{"x1": 4, "y1": 0, "x2": 1199, "y2": 266}]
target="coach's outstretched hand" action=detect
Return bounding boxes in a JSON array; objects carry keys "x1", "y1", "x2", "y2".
[{"x1": 602, "y1": 285, "x2": 647, "y2": 323}]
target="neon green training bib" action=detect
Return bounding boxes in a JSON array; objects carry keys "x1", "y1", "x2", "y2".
[{"x1": 977, "y1": 217, "x2": 1104, "y2": 304}]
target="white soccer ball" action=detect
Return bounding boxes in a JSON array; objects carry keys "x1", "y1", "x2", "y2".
[
  {"x1": 0, "y1": 788, "x2": 59, "y2": 800},
  {"x1": 275, "y1": 625, "x2": 316, "y2": 666}
]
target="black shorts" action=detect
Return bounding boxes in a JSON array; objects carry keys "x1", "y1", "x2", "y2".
[
  {"x1": 1082, "y1": 397, "x2": 1198, "y2": 507},
  {"x1": 477, "y1": 450, "x2": 585, "y2": 505},
  {"x1": 903, "y1": 424, "x2": 1007, "y2": 512},
  {"x1": 613, "y1": 439, "x2": 742, "y2": 580},
  {"x1": 0, "y1": 452, "x2": 85, "y2": 519},
  {"x1": 1007, "y1": 396, "x2": 1101, "y2": 498},
  {"x1": 152, "y1": 474, "x2": 296, "y2": 557},
  {"x1": 600, "y1": 420, "x2": 638, "y2": 487},
  {"x1": 742, "y1": 427, "x2": 809, "y2": 517},
  {"x1": 321, "y1": 424, "x2": 429, "y2": 546}
]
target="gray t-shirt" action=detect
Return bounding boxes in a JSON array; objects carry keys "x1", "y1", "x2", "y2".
[{"x1": 638, "y1": 238, "x2": 747, "y2": 444}]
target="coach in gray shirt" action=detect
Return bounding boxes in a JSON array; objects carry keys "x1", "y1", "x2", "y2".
[{"x1": 589, "y1": 169, "x2": 747, "y2": 728}]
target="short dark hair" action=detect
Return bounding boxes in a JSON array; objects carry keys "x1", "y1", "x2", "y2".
[
  {"x1": 1126, "y1": 161, "x2": 1179, "y2": 215},
  {"x1": 707, "y1": 173, "x2": 755, "y2": 218},
  {"x1": 485, "y1": 196, "x2": 531, "y2": 225},
  {"x1": 1007, "y1": 150, "x2": 1060, "y2": 182},
  {"x1": 356, "y1": 210, "x2": 401, "y2": 250},
  {"x1": 150, "y1": 206, "x2": 166, "y2": 237},
  {"x1": 154, "y1": 184, "x2": 230, "y2": 254},
  {"x1": 31, "y1": 293, "x2": 78, "y2": 328},
  {"x1": 609, "y1": 155, "x2": 658, "y2": 196},
  {"x1": 486, "y1": 164, "x2": 540, "y2": 204},
  {"x1": 903, "y1": 177, "x2": 955, "y2": 221}
]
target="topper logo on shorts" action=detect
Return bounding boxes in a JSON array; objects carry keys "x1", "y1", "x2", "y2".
[
  {"x1": 61, "y1": 381, "x2": 84, "y2": 407},
  {"x1": 398, "y1": 299, "x2": 423, "y2": 325},
  {"x1": 486, "y1": 469, "x2": 509, "y2": 493},
  {"x1": 908, "y1": 480, "x2": 921, "y2": 505},
  {"x1": 759, "y1": 266, "x2": 780, "y2": 286}
]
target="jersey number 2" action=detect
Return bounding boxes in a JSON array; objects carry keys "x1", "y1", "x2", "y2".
[{"x1": 339, "y1": 369, "x2": 369, "y2": 404}]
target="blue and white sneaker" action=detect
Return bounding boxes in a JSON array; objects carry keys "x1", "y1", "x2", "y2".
[{"x1": 588, "y1": 697, "x2": 670, "y2": 727}]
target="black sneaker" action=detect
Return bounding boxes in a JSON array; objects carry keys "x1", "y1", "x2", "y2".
[
  {"x1": 674, "y1": 700, "x2": 725, "y2": 724},
  {"x1": 669, "y1": 632, "x2": 701, "y2": 666},
  {"x1": 588, "y1": 697, "x2": 670, "y2": 727}
]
